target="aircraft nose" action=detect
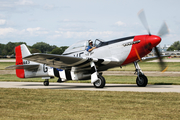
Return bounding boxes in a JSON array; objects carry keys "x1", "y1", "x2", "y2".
[{"x1": 146, "y1": 35, "x2": 161, "y2": 48}]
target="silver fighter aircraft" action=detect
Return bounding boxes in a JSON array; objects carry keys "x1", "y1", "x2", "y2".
[{"x1": 6, "y1": 10, "x2": 169, "y2": 88}]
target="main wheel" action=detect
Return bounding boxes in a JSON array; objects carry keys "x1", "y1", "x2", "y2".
[
  {"x1": 43, "y1": 80, "x2": 49, "y2": 86},
  {"x1": 93, "y1": 75, "x2": 106, "y2": 88},
  {"x1": 136, "y1": 75, "x2": 148, "y2": 87}
]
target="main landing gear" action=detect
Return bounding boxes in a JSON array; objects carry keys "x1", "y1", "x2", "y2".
[
  {"x1": 90, "y1": 61, "x2": 106, "y2": 88},
  {"x1": 134, "y1": 61, "x2": 148, "y2": 87},
  {"x1": 93, "y1": 75, "x2": 106, "y2": 88}
]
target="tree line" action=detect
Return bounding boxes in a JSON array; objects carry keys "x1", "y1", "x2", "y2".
[
  {"x1": 0, "y1": 42, "x2": 68, "y2": 56},
  {"x1": 167, "y1": 41, "x2": 180, "y2": 51},
  {"x1": 1, "y1": 40, "x2": 180, "y2": 57}
]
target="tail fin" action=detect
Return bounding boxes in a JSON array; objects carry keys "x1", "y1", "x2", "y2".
[{"x1": 15, "y1": 44, "x2": 31, "y2": 78}]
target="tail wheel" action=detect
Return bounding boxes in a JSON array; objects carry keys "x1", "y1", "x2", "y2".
[
  {"x1": 136, "y1": 75, "x2": 148, "y2": 87},
  {"x1": 93, "y1": 75, "x2": 106, "y2": 88},
  {"x1": 43, "y1": 79, "x2": 49, "y2": 86}
]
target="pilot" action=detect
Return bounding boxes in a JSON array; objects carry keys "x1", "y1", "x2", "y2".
[{"x1": 86, "y1": 40, "x2": 96, "y2": 52}]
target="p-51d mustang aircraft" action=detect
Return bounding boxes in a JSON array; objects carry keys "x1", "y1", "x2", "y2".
[{"x1": 6, "y1": 10, "x2": 169, "y2": 88}]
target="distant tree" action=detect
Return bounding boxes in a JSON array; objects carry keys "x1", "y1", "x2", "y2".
[
  {"x1": 51, "y1": 45, "x2": 57, "y2": 50},
  {"x1": 30, "y1": 48, "x2": 41, "y2": 53},
  {"x1": 60, "y1": 46, "x2": 68, "y2": 53},
  {"x1": 2, "y1": 49, "x2": 7, "y2": 55},
  {"x1": 0, "y1": 41, "x2": 67, "y2": 56},
  {"x1": 5, "y1": 42, "x2": 27, "y2": 55},
  {"x1": 51, "y1": 46, "x2": 68, "y2": 55},
  {"x1": 167, "y1": 41, "x2": 180, "y2": 51},
  {"x1": 5, "y1": 42, "x2": 15, "y2": 55},
  {"x1": 0, "y1": 43, "x2": 5, "y2": 55},
  {"x1": 32, "y1": 42, "x2": 57, "y2": 53},
  {"x1": 0, "y1": 42, "x2": 27, "y2": 55},
  {"x1": 14, "y1": 42, "x2": 27, "y2": 47},
  {"x1": 32, "y1": 42, "x2": 50, "y2": 53},
  {"x1": 51, "y1": 47, "x2": 63, "y2": 54}
]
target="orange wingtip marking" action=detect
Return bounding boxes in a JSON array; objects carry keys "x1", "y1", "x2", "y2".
[{"x1": 161, "y1": 66, "x2": 168, "y2": 73}]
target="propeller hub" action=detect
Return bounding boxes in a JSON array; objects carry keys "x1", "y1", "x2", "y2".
[{"x1": 146, "y1": 35, "x2": 161, "y2": 48}]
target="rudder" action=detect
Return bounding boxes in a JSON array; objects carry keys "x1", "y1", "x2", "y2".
[{"x1": 15, "y1": 44, "x2": 31, "y2": 78}]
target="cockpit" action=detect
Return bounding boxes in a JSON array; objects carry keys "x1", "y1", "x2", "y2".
[
  {"x1": 94, "y1": 39, "x2": 104, "y2": 48},
  {"x1": 63, "y1": 39, "x2": 105, "y2": 54}
]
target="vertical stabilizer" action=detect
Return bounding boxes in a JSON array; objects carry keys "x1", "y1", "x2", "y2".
[
  {"x1": 20, "y1": 44, "x2": 31, "y2": 58},
  {"x1": 15, "y1": 44, "x2": 31, "y2": 78}
]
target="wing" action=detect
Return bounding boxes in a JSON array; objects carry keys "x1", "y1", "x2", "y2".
[
  {"x1": 6, "y1": 64, "x2": 40, "y2": 70},
  {"x1": 23, "y1": 53, "x2": 114, "y2": 71},
  {"x1": 24, "y1": 53, "x2": 89, "y2": 69}
]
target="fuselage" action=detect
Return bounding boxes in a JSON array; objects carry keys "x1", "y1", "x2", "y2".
[
  {"x1": 11, "y1": 34, "x2": 161, "y2": 84},
  {"x1": 63, "y1": 34, "x2": 161, "y2": 70}
]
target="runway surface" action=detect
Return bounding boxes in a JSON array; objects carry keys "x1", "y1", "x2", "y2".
[{"x1": 0, "y1": 82, "x2": 180, "y2": 93}]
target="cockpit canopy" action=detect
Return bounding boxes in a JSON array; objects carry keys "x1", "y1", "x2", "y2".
[
  {"x1": 63, "y1": 39, "x2": 104, "y2": 54},
  {"x1": 63, "y1": 36, "x2": 136, "y2": 55},
  {"x1": 63, "y1": 40, "x2": 88, "y2": 54}
]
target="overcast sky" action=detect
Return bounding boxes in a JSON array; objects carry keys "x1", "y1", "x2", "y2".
[{"x1": 0, "y1": 0, "x2": 179, "y2": 47}]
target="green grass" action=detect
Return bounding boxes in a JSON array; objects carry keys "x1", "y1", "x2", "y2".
[
  {"x1": 1, "y1": 60, "x2": 180, "y2": 119},
  {"x1": 0, "y1": 62, "x2": 15, "y2": 70},
  {"x1": 0, "y1": 74, "x2": 48, "y2": 82},
  {"x1": 2, "y1": 61, "x2": 180, "y2": 71},
  {"x1": 0, "y1": 88, "x2": 180, "y2": 120},
  {"x1": 1, "y1": 74, "x2": 180, "y2": 85},
  {"x1": 104, "y1": 75, "x2": 180, "y2": 85},
  {"x1": 109, "y1": 62, "x2": 180, "y2": 71},
  {"x1": 1, "y1": 61, "x2": 180, "y2": 85}
]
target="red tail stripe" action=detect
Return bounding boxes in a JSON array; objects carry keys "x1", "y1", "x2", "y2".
[{"x1": 15, "y1": 45, "x2": 25, "y2": 78}]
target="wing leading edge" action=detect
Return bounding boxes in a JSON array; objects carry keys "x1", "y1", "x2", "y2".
[{"x1": 23, "y1": 53, "x2": 114, "y2": 71}]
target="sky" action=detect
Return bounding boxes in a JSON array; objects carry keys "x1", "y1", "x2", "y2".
[{"x1": 0, "y1": 0, "x2": 179, "y2": 47}]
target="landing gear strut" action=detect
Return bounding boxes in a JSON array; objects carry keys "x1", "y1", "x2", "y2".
[
  {"x1": 43, "y1": 79, "x2": 49, "y2": 86},
  {"x1": 134, "y1": 61, "x2": 148, "y2": 87},
  {"x1": 90, "y1": 61, "x2": 106, "y2": 88}
]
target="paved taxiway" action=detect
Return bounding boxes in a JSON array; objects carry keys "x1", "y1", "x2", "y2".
[{"x1": 0, "y1": 82, "x2": 180, "y2": 93}]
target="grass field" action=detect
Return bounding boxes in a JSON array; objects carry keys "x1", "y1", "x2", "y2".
[
  {"x1": 0, "y1": 62, "x2": 15, "y2": 70},
  {"x1": 1, "y1": 74, "x2": 180, "y2": 85},
  {"x1": 1, "y1": 61, "x2": 180, "y2": 71},
  {"x1": 1, "y1": 60, "x2": 180, "y2": 119},
  {"x1": 109, "y1": 62, "x2": 180, "y2": 71},
  {"x1": 1, "y1": 61, "x2": 180, "y2": 85},
  {"x1": 0, "y1": 88, "x2": 180, "y2": 120}
]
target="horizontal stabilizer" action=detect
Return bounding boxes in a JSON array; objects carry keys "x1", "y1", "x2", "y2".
[{"x1": 6, "y1": 64, "x2": 40, "y2": 70}]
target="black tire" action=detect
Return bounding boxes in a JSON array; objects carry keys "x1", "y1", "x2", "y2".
[
  {"x1": 43, "y1": 80, "x2": 49, "y2": 86},
  {"x1": 93, "y1": 75, "x2": 106, "y2": 88},
  {"x1": 136, "y1": 75, "x2": 148, "y2": 87}
]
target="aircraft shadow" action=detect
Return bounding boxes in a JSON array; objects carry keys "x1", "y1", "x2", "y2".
[{"x1": 21, "y1": 83, "x2": 172, "y2": 89}]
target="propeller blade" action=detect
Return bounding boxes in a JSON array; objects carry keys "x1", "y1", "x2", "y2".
[
  {"x1": 137, "y1": 9, "x2": 169, "y2": 72},
  {"x1": 157, "y1": 22, "x2": 169, "y2": 37},
  {"x1": 134, "y1": 47, "x2": 142, "y2": 61},
  {"x1": 154, "y1": 46, "x2": 168, "y2": 72},
  {"x1": 138, "y1": 9, "x2": 151, "y2": 35}
]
